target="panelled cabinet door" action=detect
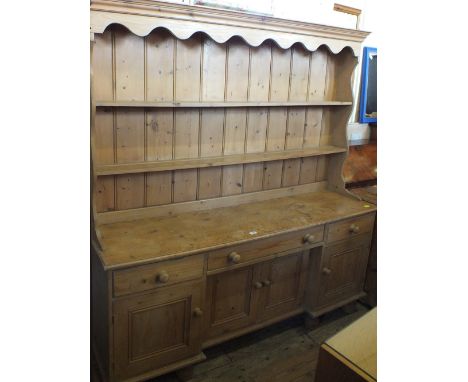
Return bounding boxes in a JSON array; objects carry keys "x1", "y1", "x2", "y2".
[
  {"x1": 256, "y1": 251, "x2": 309, "y2": 322},
  {"x1": 113, "y1": 281, "x2": 203, "y2": 380},
  {"x1": 318, "y1": 236, "x2": 371, "y2": 308},
  {"x1": 205, "y1": 267, "x2": 259, "y2": 339}
]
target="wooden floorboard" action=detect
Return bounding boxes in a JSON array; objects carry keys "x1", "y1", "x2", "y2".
[{"x1": 91, "y1": 303, "x2": 369, "y2": 382}]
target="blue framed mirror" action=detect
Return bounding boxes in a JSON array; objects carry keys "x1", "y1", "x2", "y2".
[{"x1": 359, "y1": 47, "x2": 377, "y2": 123}]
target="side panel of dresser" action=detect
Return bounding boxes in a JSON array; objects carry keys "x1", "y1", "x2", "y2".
[
  {"x1": 305, "y1": 212, "x2": 376, "y2": 317},
  {"x1": 91, "y1": 247, "x2": 112, "y2": 382},
  {"x1": 361, "y1": 216, "x2": 377, "y2": 307}
]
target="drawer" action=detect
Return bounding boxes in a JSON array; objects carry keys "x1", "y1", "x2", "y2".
[
  {"x1": 325, "y1": 232, "x2": 373, "y2": 253},
  {"x1": 207, "y1": 225, "x2": 324, "y2": 271},
  {"x1": 326, "y1": 213, "x2": 375, "y2": 243},
  {"x1": 113, "y1": 254, "x2": 204, "y2": 297}
]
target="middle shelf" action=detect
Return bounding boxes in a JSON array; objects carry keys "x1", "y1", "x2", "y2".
[{"x1": 94, "y1": 146, "x2": 347, "y2": 176}]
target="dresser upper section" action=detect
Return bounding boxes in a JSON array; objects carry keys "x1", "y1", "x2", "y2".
[{"x1": 90, "y1": 0, "x2": 370, "y2": 55}]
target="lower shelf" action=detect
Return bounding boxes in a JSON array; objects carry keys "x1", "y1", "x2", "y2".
[{"x1": 95, "y1": 146, "x2": 347, "y2": 176}]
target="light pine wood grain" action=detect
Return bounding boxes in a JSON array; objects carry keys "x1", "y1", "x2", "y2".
[
  {"x1": 263, "y1": 45, "x2": 290, "y2": 190},
  {"x1": 146, "y1": 109, "x2": 173, "y2": 161},
  {"x1": 94, "y1": 110, "x2": 114, "y2": 165},
  {"x1": 94, "y1": 176, "x2": 115, "y2": 212},
  {"x1": 115, "y1": 174, "x2": 145, "y2": 210},
  {"x1": 91, "y1": 6, "x2": 370, "y2": 382},
  {"x1": 92, "y1": 31, "x2": 114, "y2": 164},
  {"x1": 263, "y1": 160, "x2": 283, "y2": 190},
  {"x1": 145, "y1": 30, "x2": 175, "y2": 203},
  {"x1": 98, "y1": 191, "x2": 375, "y2": 269},
  {"x1": 300, "y1": 48, "x2": 328, "y2": 185},
  {"x1": 173, "y1": 36, "x2": 202, "y2": 202},
  {"x1": 321, "y1": 308, "x2": 376, "y2": 381},
  {"x1": 92, "y1": 30, "x2": 113, "y2": 101},
  {"x1": 93, "y1": 147, "x2": 347, "y2": 177},
  {"x1": 175, "y1": 36, "x2": 202, "y2": 101},
  {"x1": 199, "y1": 166, "x2": 222, "y2": 199},
  {"x1": 113, "y1": 281, "x2": 204, "y2": 381},
  {"x1": 283, "y1": 46, "x2": 310, "y2": 187},
  {"x1": 308, "y1": 47, "x2": 328, "y2": 101},
  {"x1": 201, "y1": 38, "x2": 226, "y2": 102},
  {"x1": 198, "y1": 37, "x2": 226, "y2": 200},
  {"x1": 222, "y1": 38, "x2": 249, "y2": 196},
  {"x1": 96, "y1": 100, "x2": 352, "y2": 107},
  {"x1": 113, "y1": 28, "x2": 146, "y2": 210},
  {"x1": 205, "y1": 267, "x2": 257, "y2": 339},
  {"x1": 146, "y1": 172, "x2": 172, "y2": 206},
  {"x1": 299, "y1": 156, "x2": 318, "y2": 185},
  {"x1": 173, "y1": 169, "x2": 198, "y2": 203},
  {"x1": 114, "y1": 27, "x2": 144, "y2": 101},
  {"x1": 146, "y1": 29, "x2": 174, "y2": 102},
  {"x1": 113, "y1": 254, "x2": 204, "y2": 296},
  {"x1": 98, "y1": 181, "x2": 328, "y2": 225},
  {"x1": 282, "y1": 158, "x2": 301, "y2": 187},
  {"x1": 92, "y1": 27, "x2": 357, "y2": 212},
  {"x1": 244, "y1": 43, "x2": 271, "y2": 192},
  {"x1": 115, "y1": 109, "x2": 145, "y2": 163},
  {"x1": 90, "y1": 0, "x2": 370, "y2": 56},
  {"x1": 269, "y1": 45, "x2": 291, "y2": 103},
  {"x1": 316, "y1": 155, "x2": 329, "y2": 182},
  {"x1": 92, "y1": 30, "x2": 115, "y2": 212}
]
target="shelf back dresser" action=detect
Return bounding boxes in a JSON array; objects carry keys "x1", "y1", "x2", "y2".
[{"x1": 90, "y1": 1, "x2": 375, "y2": 381}]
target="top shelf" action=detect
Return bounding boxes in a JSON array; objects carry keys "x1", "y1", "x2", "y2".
[{"x1": 95, "y1": 101, "x2": 353, "y2": 108}]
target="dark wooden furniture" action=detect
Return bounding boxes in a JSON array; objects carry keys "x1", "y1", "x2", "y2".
[
  {"x1": 350, "y1": 186, "x2": 377, "y2": 307},
  {"x1": 344, "y1": 138, "x2": 377, "y2": 307},
  {"x1": 343, "y1": 140, "x2": 377, "y2": 187},
  {"x1": 90, "y1": 1, "x2": 374, "y2": 381}
]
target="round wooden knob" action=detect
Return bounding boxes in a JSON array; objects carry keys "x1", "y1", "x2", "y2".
[
  {"x1": 193, "y1": 307, "x2": 203, "y2": 317},
  {"x1": 303, "y1": 233, "x2": 315, "y2": 244},
  {"x1": 156, "y1": 271, "x2": 169, "y2": 283},
  {"x1": 349, "y1": 224, "x2": 360, "y2": 234},
  {"x1": 228, "y1": 252, "x2": 241, "y2": 264},
  {"x1": 322, "y1": 267, "x2": 332, "y2": 275},
  {"x1": 254, "y1": 281, "x2": 263, "y2": 289},
  {"x1": 262, "y1": 280, "x2": 271, "y2": 287}
]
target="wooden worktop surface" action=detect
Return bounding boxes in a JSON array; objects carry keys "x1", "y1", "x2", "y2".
[{"x1": 97, "y1": 191, "x2": 376, "y2": 270}]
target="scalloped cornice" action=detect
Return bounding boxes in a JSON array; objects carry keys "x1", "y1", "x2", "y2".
[{"x1": 90, "y1": 0, "x2": 370, "y2": 55}]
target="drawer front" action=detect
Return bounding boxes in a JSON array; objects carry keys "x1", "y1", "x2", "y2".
[
  {"x1": 113, "y1": 255, "x2": 204, "y2": 297},
  {"x1": 207, "y1": 226, "x2": 324, "y2": 271},
  {"x1": 326, "y1": 213, "x2": 375, "y2": 243}
]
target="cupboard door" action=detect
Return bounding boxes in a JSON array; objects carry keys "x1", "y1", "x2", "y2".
[
  {"x1": 113, "y1": 281, "x2": 203, "y2": 380},
  {"x1": 256, "y1": 251, "x2": 308, "y2": 322},
  {"x1": 205, "y1": 267, "x2": 259, "y2": 339},
  {"x1": 318, "y1": 236, "x2": 371, "y2": 308}
]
